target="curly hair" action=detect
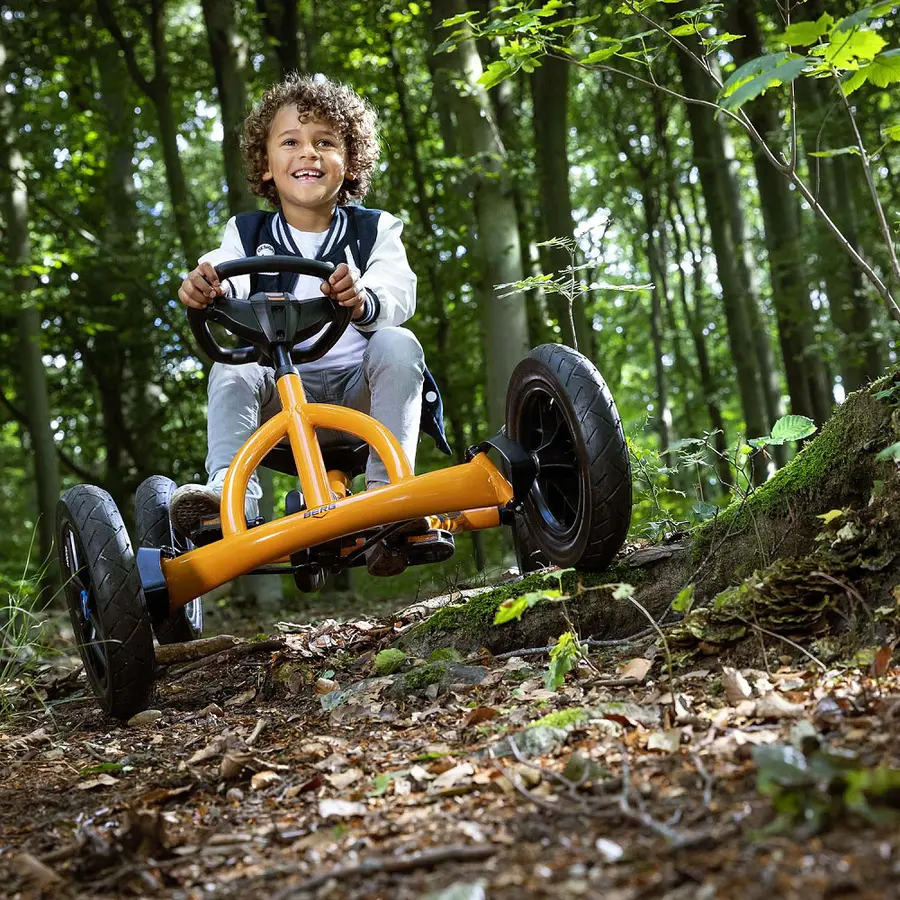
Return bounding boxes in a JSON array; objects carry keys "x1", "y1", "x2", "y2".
[{"x1": 242, "y1": 74, "x2": 380, "y2": 208}]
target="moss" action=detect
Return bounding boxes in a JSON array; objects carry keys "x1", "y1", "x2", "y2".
[
  {"x1": 401, "y1": 662, "x2": 446, "y2": 690},
  {"x1": 428, "y1": 648, "x2": 463, "y2": 663},
  {"x1": 417, "y1": 562, "x2": 647, "y2": 635},
  {"x1": 532, "y1": 707, "x2": 588, "y2": 730},
  {"x1": 374, "y1": 649, "x2": 407, "y2": 676},
  {"x1": 690, "y1": 378, "x2": 894, "y2": 563}
]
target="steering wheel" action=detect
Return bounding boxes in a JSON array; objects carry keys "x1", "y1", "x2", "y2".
[{"x1": 187, "y1": 256, "x2": 353, "y2": 366}]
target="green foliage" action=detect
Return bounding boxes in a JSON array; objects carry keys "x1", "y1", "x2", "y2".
[
  {"x1": 546, "y1": 631, "x2": 580, "y2": 690},
  {"x1": 493, "y1": 588, "x2": 562, "y2": 625},
  {"x1": 754, "y1": 741, "x2": 900, "y2": 835}
]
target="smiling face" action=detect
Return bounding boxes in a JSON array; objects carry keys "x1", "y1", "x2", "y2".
[{"x1": 262, "y1": 106, "x2": 352, "y2": 231}]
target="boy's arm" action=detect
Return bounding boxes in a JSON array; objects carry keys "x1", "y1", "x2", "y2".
[
  {"x1": 354, "y1": 212, "x2": 417, "y2": 331},
  {"x1": 197, "y1": 218, "x2": 251, "y2": 299}
]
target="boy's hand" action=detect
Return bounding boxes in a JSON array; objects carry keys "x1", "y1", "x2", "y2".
[
  {"x1": 321, "y1": 263, "x2": 367, "y2": 320},
  {"x1": 178, "y1": 262, "x2": 223, "y2": 310}
]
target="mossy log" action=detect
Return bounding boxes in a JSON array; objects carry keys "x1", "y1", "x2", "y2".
[{"x1": 401, "y1": 370, "x2": 900, "y2": 659}]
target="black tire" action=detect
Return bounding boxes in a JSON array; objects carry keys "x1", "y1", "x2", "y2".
[
  {"x1": 293, "y1": 563, "x2": 327, "y2": 593},
  {"x1": 505, "y1": 343, "x2": 632, "y2": 570},
  {"x1": 135, "y1": 476, "x2": 203, "y2": 644},
  {"x1": 57, "y1": 485, "x2": 155, "y2": 719},
  {"x1": 512, "y1": 511, "x2": 550, "y2": 575}
]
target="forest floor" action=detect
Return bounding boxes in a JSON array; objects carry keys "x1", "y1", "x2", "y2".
[{"x1": 4, "y1": 569, "x2": 900, "y2": 900}]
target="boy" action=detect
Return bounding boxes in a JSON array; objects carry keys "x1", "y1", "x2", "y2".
[{"x1": 172, "y1": 74, "x2": 449, "y2": 576}]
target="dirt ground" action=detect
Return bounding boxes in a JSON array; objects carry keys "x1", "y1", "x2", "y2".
[{"x1": 3, "y1": 582, "x2": 900, "y2": 900}]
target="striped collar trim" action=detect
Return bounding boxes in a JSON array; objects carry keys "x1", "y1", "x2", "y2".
[{"x1": 274, "y1": 208, "x2": 347, "y2": 260}]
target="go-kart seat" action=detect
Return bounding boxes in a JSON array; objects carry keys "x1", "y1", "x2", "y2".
[{"x1": 261, "y1": 440, "x2": 370, "y2": 481}]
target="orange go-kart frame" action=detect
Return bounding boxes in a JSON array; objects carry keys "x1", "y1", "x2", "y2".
[{"x1": 161, "y1": 367, "x2": 514, "y2": 613}]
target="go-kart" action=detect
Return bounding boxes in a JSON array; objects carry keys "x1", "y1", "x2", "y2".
[{"x1": 56, "y1": 257, "x2": 632, "y2": 719}]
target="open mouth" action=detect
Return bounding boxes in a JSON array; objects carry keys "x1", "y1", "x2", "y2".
[{"x1": 292, "y1": 169, "x2": 323, "y2": 182}]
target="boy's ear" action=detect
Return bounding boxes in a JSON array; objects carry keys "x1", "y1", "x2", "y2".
[{"x1": 262, "y1": 168, "x2": 273, "y2": 182}]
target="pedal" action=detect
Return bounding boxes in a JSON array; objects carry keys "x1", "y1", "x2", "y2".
[
  {"x1": 405, "y1": 529, "x2": 455, "y2": 566},
  {"x1": 190, "y1": 514, "x2": 266, "y2": 546}
]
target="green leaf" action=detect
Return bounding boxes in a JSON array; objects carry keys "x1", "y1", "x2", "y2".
[
  {"x1": 823, "y1": 28, "x2": 886, "y2": 67},
  {"x1": 719, "y1": 54, "x2": 807, "y2": 111},
  {"x1": 834, "y1": 2, "x2": 897, "y2": 34},
  {"x1": 672, "y1": 583, "x2": 695, "y2": 615},
  {"x1": 546, "y1": 631, "x2": 579, "y2": 690},
  {"x1": 692, "y1": 501, "x2": 719, "y2": 521},
  {"x1": 770, "y1": 414, "x2": 817, "y2": 444},
  {"x1": 669, "y1": 22, "x2": 706, "y2": 36},
  {"x1": 883, "y1": 124, "x2": 900, "y2": 141},
  {"x1": 808, "y1": 146, "x2": 861, "y2": 157},
  {"x1": 478, "y1": 59, "x2": 516, "y2": 90},
  {"x1": 612, "y1": 582, "x2": 634, "y2": 600},
  {"x1": 580, "y1": 42, "x2": 623, "y2": 64},
  {"x1": 439, "y1": 10, "x2": 480, "y2": 28},
  {"x1": 493, "y1": 589, "x2": 559, "y2": 625},
  {"x1": 775, "y1": 15, "x2": 833, "y2": 46},
  {"x1": 79, "y1": 762, "x2": 126, "y2": 776},
  {"x1": 876, "y1": 441, "x2": 900, "y2": 462},
  {"x1": 854, "y1": 49, "x2": 900, "y2": 89}
]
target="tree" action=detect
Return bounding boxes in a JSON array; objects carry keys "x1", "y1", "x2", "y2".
[{"x1": 428, "y1": 0, "x2": 530, "y2": 430}]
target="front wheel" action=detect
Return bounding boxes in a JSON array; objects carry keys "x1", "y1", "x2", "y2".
[
  {"x1": 505, "y1": 344, "x2": 632, "y2": 570},
  {"x1": 135, "y1": 476, "x2": 203, "y2": 644},
  {"x1": 57, "y1": 485, "x2": 155, "y2": 718}
]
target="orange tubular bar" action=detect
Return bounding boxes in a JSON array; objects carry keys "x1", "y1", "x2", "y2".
[{"x1": 162, "y1": 453, "x2": 513, "y2": 611}]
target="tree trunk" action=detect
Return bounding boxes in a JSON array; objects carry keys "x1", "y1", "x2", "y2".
[
  {"x1": 530, "y1": 47, "x2": 592, "y2": 354},
  {"x1": 676, "y1": 51, "x2": 769, "y2": 477},
  {"x1": 428, "y1": 0, "x2": 529, "y2": 430},
  {"x1": 728, "y1": 4, "x2": 833, "y2": 427},
  {"x1": 256, "y1": 0, "x2": 304, "y2": 79},
  {"x1": 0, "y1": 40, "x2": 62, "y2": 591},
  {"x1": 97, "y1": 0, "x2": 201, "y2": 266},
  {"x1": 202, "y1": 0, "x2": 256, "y2": 216}
]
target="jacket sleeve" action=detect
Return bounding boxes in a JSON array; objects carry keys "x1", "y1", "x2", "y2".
[
  {"x1": 354, "y1": 211, "x2": 417, "y2": 331},
  {"x1": 197, "y1": 217, "x2": 251, "y2": 299}
]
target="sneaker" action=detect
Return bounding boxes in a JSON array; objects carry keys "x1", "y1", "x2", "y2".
[{"x1": 169, "y1": 483, "x2": 258, "y2": 537}]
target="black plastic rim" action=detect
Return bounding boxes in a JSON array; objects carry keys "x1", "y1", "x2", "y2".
[
  {"x1": 60, "y1": 522, "x2": 109, "y2": 694},
  {"x1": 517, "y1": 386, "x2": 582, "y2": 537}
]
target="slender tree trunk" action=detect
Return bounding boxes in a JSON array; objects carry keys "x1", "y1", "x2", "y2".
[
  {"x1": 256, "y1": 0, "x2": 303, "y2": 78},
  {"x1": 728, "y1": 4, "x2": 832, "y2": 426},
  {"x1": 202, "y1": 0, "x2": 255, "y2": 216},
  {"x1": 428, "y1": 0, "x2": 529, "y2": 430},
  {"x1": 97, "y1": 0, "x2": 201, "y2": 266},
  {"x1": 530, "y1": 46, "x2": 592, "y2": 354},
  {"x1": 0, "y1": 41, "x2": 61, "y2": 591},
  {"x1": 676, "y1": 52, "x2": 769, "y2": 478}
]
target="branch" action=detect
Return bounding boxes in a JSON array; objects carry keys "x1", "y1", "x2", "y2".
[{"x1": 95, "y1": 0, "x2": 154, "y2": 96}]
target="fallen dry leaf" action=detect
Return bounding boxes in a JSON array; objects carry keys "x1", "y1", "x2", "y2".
[
  {"x1": 619, "y1": 658, "x2": 653, "y2": 682},
  {"x1": 722, "y1": 667, "x2": 753, "y2": 705},
  {"x1": 220, "y1": 751, "x2": 257, "y2": 780},
  {"x1": 463, "y1": 707, "x2": 499, "y2": 727},
  {"x1": 431, "y1": 762, "x2": 475, "y2": 790},
  {"x1": 318, "y1": 798, "x2": 366, "y2": 819},
  {"x1": 755, "y1": 691, "x2": 806, "y2": 720},
  {"x1": 250, "y1": 771, "x2": 281, "y2": 791},
  {"x1": 77, "y1": 774, "x2": 119, "y2": 790},
  {"x1": 647, "y1": 729, "x2": 682, "y2": 753},
  {"x1": 873, "y1": 645, "x2": 893, "y2": 678},
  {"x1": 127, "y1": 709, "x2": 163, "y2": 727},
  {"x1": 325, "y1": 767, "x2": 363, "y2": 790},
  {"x1": 224, "y1": 687, "x2": 257, "y2": 708}
]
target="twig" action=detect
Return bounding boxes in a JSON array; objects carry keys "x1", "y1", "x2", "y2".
[
  {"x1": 490, "y1": 623, "x2": 678, "y2": 661},
  {"x1": 166, "y1": 640, "x2": 285, "y2": 679},
  {"x1": 690, "y1": 751, "x2": 714, "y2": 810},
  {"x1": 740, "y1": 620, "x2": 827, "y2": 671},
  {"x1": 271, "y1": 845, "x2": 497, "y2": 898},
  {"x1": 155, "y1": 634, "x2": 240, "y2": 666}
]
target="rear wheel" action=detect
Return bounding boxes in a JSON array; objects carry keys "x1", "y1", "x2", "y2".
[
  {"x1": 57, "y1": 485, "x2": 155, "y2": 719},
  {"x1": 135, "y1": 476, "x2": 203, "y2": 644},
  {"x1": 505, "y1": 344, "x2": 631, "y2": 570}
]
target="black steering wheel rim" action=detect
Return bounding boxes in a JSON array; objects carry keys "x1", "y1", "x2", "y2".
[{"x1": 187, "y1": 255, "x2": 352, "y2": 366}]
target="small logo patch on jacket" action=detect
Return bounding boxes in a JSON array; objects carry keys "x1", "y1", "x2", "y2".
[{"x1": 256, "y1": 243, "x2": 275, "y2": 256}]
